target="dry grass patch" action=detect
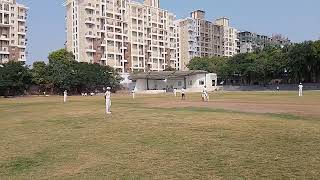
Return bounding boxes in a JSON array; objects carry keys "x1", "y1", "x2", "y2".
[{"x1": 0, "y1": 92, "x2": 320, "y2": 179}]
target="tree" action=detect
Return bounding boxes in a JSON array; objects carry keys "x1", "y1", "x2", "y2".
[
  {"x1": 0, "y1": 61, "x2": 31, "y2": 96},
  {"x1": 45, "y1": 49, "x2": 122, "y2": 94},
  {"x1": 31, "y1": 61, "x2": 50, "y2": 91},
  {"x1": 187, "y1": 56, "x2": 227, "y2": 74},
  {"x1": 48, "y1": 49, "x2": 75, "y2": 63},
  {"x1": 286, "y1": 41, "x2": 315, "y2": 83},
  {"x1": 312, "y1": 41, "x2": 320, "y2": 82}
]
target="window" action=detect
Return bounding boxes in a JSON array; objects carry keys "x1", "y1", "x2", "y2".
[
  {"x1": 199, "y1": 80, "x2": 204, "y2": 86},
  {"x1": 178, "y1": 81, "x2": 182, "y2": 87},
  {"x1": 188, "y1": 80, "x2": 192, "y2": 86},
  {"x1": 212, "y1": 80, "x2": 216, "y2": 86}
]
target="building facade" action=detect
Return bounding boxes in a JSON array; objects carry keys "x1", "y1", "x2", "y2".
[
  {"x1": 215, "y1": 17, "x2": 239, "y2": 57},
  {"x1": 238, "y1": 31, "x2": 291, "y2": 53},
  {"x1": 0, "y1": 0, "x2": 28, "y2": 64},
  {"x1": 177, "y1": 10, "x2": 238, "y2": 70},
  {"x1": 65, "y1": 0, "x2": 179, "y2": 74},
  {"x1": 129, "y1": 70, "x2": 218, "y2": 93}
]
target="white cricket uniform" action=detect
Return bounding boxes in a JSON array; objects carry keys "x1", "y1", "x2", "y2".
[
  {"x1": 132, "y1": 90, "x2": 135, "y2": 99},
  {"x1": 105, "y1": 91, "x2": 111, "y2": 114},
  {"x1": 299, "y1": 85, "x2": 303, "y2": 97},
  {"x1": 203, "y1": 88, "x2": 209, "y2": 101},
  {"x1": 173, "y1": 89, "x2": 177, "y2": 97},
  {"x1": 181, "y1": 88, "x2": 186, "y2": 100},
  {"x1": 63, "y1": 91, "x2": 67, "y2": 103}
]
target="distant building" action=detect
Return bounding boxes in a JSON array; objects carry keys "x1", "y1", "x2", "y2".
[
  {"x1": 215, "y1": 17, "x2": 239, "y2": 57},
  {"x1": 238, "y1": 31, "x2": 291, "y2": 53},
  {"x1": 129, "y1": 70, "x2": 218, "y2": 93},
  {"x1": 65, "y1": 0, "x2": 179, "y2": 74},
  {"x1": 0, "y1": 0, "x2": 28, "y2": 64},
  {"x1": 177, "y1": 10, "x2": 238, "y2": 70}
]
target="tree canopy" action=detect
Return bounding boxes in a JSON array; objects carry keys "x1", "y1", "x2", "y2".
[
  {"x1": 0, "y1": 61, "x2": 31, "y2": 96},
  {"x1": 0, "y1": 49, "x2": 122, "y2": 96},
  {"x1": 187, "y1": 41, "x2": 320, "y2": 85}
]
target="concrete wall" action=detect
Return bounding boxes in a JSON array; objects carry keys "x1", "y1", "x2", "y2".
[
  {"x1": 185, "y1": 73, "x2": 217, "y2": 92},
  {"x1": 223, "y1": 83, "x2": 320, "y2": 91}
]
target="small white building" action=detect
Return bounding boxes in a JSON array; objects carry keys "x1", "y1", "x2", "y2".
[{"x1": 129, "y1": 70, "x2": 218, "y2": 93}]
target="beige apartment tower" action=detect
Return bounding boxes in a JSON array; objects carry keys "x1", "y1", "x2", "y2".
[
  {"x1": 144, "y1": 0, "x2": 159, "y2": 8},
  {"x1": 0, "y1": 0, "x2": 28, "y2": 64},
  {"x1": 215, "y1": 17, "x2": 239, "y2": 57},
  {"x1": 65, "y1": 0, "x2": 179, "y2": 74},
  {"x1": 178, "y1": 10, "x2": 238, "y2": 70}
]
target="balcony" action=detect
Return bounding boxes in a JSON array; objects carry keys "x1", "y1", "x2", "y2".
[
  {"x1": 18, "y1": 42, "x2": 27, "y2": 48},
  {"x1": 106, "y1": 33, "x2": 114, "y2": 39},
  {"x1": 18, "y1": 29, "x2": 26, "y2": 35},
  {"x1": 0, "y1": 47, "x2": 10, "y2": 54},
  {"x1": 18, "y1": 16, "x2": 26, "y2": 22},
  {"x1": 85, "y1": 17, "x2": 95, "y2": 24},
  {"x1": 0, "y1": 35, "x2": 9, "y2": 41},
  {"x1": 86, "y1": 46, "x2": 96, "y2": 53},
  {"x1": 101, "y1": 40, "x2": 106, "y2": 46},
  {"x1": 85, "y1": 4, "x2": 95, "y2": 10},
  {"x1": 0, "y1": 21, "x2": 10, "y2": 27},
  {"x1": 85, "y1": 32, "x2": 96, "y2": 39}
]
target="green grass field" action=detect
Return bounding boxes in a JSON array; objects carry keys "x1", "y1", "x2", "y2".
[{"x1": 1, "y1": 91, "x2": 320, "y2": 179}]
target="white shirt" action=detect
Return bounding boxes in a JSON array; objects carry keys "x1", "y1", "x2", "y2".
[
  {"x1": 181, "y1": 89, "x2": 186, "y2": 94},
  {"x1": 105, "y1": 91, "x2": 111, "y2": 99},
  {"x1": 203, "y1": 88, "x2": 208, "y2": 93},
  {"x1": 299, "y1": 85, "x2": 303, "y2": 90}
]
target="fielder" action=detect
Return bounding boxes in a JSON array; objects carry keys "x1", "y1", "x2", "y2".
[
  {"x1": 173, "y1": 88, "x2": 177, "y2": 97},
  {"x1": 202, "y1": 86, "x2": 209, "y2": 102},
  {"x1": 132, "y1": 89, "x2": 135, "y2": 99},
  {"x1": 181, "y1": 88, "x2": 186, "y2": 100},
  {"x1": 63, "y1": 90, "x2": 68, "y2": 103},
  {"x1": 298, "y1": 83, "x2": 303, "y2": 97},
  {"x1": 105, "y1": 87, "x2": 112, "y2": 114}
]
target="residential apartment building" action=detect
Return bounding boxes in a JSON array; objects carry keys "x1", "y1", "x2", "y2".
[
  {"x1": 177, "y1": 10, "x2": 237, "y2": 70},
  {"x1": 238, "y1": 31, "x2": 291, "y2": 53},
  {"x1": 215, "y1": 17, "x2": 239, "y2": 57},
  {"x1": 0, "y1": 0, "x2": 28, "y2": 64},
  {"x1": 65, "y1": 0, "x2": 179, "y2": 74}
]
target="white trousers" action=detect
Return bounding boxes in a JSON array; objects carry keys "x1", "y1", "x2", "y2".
[
  {"x1": 106, "y1": 99, "x2": 111, "y2": 114},
  {"x1": 64, "y1": 95, "x2": 67, "y2": 103},
  {"x1": 299, "y1": 89, "x2": 303, "y2": 97},
  {"x1": 205, "y1": 93, "x2": 209, "y2": 101}
]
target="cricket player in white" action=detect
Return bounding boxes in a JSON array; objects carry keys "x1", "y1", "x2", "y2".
[
  {"x1": 203, "y1": 86, "x2": 209, "y2": 102},
  {"x1": 181, "y1": 88, "x2": 186, "y2": 100},
  {"x1": 298, "y1": 83, "x2": 303, "y2": 97},
  {"x1": 173, "y1": 88, "x2": 177, "y2": 97},
  {"x1": 105, "y1": 87, "x2": 112, "y2": 114},
  {"x1": 63, "y1": 90, "x2": 67, "y2": 103},
  {"x1": 132, "y1": 89, "x2": 135, "y2": 99}
]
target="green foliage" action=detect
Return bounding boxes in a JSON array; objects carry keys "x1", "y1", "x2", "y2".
[
  {"x1": 46, "y1": 49, "x2": 122, "y2": 93},
  {"x1": 0, "y1": 49, "x2": 122, "y2": 96},
  {"x1": 188, "y1": 41, "x2": 320, "y2": 84},
  {"x1": 187, "y1": 56, "x2": 228, "y2": 74},
  {"x1": 31, "y1": 61, "x2": 50, "y2": 90},
  {"x1": 48, "y1": 49, "x2": 75, "y2": 63},
  {"x1": 0, "y1": 61, "x2": 31, "y2": 96}
]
